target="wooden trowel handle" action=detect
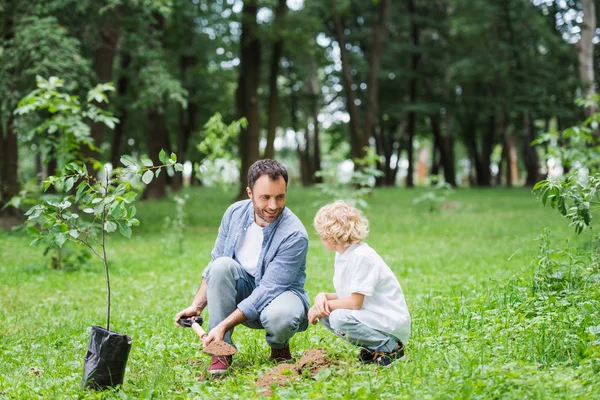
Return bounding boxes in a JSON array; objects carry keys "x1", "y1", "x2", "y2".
[{"x1": 191, "y1": 322, "x2": 208, "y2": 339}]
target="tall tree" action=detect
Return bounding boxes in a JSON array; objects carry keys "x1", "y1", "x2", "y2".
[
  {"x1": 263, "y1": 0, "x2": 287, "y2": 159},
  {"x1": 331, "y1": 0, "x2": 391, "y2": 162},
  {"x1": 237, "y1": 0, "x2": 261, "y2": 198},
  {"x1": 578, "y1": 0, "x2": 597, "y2": 120}
]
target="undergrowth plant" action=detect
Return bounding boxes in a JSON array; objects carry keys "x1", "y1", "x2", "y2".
[{"x1": 316, "y1": 147, "x2": 383, "y2": 209}]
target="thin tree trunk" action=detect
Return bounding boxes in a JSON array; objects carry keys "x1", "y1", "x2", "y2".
[
  {"x1": 522, "y1": 112, "x2": 540, "y2": 186},
  {"x1": 332, "y1": 10, "x2": 363, "y2": 160},
  {"x1": 578, "y1": 0, "x2": 597, "y2": 121},
  {"x1": 110, "y1": 52, "x2": 131, "y2": 168},
  {"x1": 363, "y1": 0, "x2": 391, "y2": 160},
  {"x1": 290, "y1": 89, "x2": 311, "y2": 186},
  {"x1": 86, "y1": 16, "x2": 120, "y2": 164},
  {"x1": 144, "y1": 109, "x2": 168, "y2": 199},
  {"x1": 430, "y1": 115, "x2": 456, "y2": 187},
  {"x1": 307, "y1": 61, "x2": 322, "y2": 183},
  {"x1": 237, "y1": 0, "x2": 261, "y2": 199},
  {"x1": 405, "y1": 0, "x2": 420, "y2": 188},
  {"x1": 263, "y1": 0, "x2": 287, "y2": 159}
]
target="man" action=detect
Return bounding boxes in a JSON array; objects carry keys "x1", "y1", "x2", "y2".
[{"x1": 174, "y1": 159, "x2": 309, "y2": 376}]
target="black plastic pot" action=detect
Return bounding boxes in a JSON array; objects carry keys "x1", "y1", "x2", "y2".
[{"x1": 82, "y1": 325, "x2": 132, "y2": 390}]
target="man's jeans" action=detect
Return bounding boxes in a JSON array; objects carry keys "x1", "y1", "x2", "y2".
[
  {"x1": 320, "y1": 309, "x2": 399, "y2": 352},
  {"x1": 204, "y1": 257, "x2": 305, "y2": 349}
]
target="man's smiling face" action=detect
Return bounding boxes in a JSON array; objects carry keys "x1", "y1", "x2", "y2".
[{"x1": 247, "y1": 175, "x2": 287, "y2": 227}]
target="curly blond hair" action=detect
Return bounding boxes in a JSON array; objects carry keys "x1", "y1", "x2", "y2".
[{"x1": 313, "y1": 201, "x2": 369, "y2": 244}]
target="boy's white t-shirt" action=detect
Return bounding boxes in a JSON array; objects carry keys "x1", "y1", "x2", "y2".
[
  {"x1": 333, "y1": 242, "x2": 411, "y2": 344},
  {"x1": 234, "y1": 222, "x2": 264, "y2": 277}
]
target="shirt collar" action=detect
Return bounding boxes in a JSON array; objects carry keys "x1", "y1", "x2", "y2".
[{"x1": 336, "y1": 242, "x2": 361, "y2": 261}]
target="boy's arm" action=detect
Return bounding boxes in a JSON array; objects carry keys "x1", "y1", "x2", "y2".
[{"x1": 327, "y1": 293, "x2": 365, "y2": 311}]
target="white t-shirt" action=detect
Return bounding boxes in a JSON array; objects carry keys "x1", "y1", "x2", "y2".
[
  {"x1": 235, "y1": 222, "x2": 264, "y2": 277},
  {"x1": 333, "y1": 242, "x2": 411, "y2": 344}
]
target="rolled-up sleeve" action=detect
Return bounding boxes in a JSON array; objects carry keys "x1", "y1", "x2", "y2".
[{"x1": 237, "y1": 233, "x2": 308, "y2": 321}]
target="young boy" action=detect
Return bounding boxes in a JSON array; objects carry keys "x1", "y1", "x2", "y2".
[{"x1": 308, "y1": 201, "x2": 410, "y2": 366}]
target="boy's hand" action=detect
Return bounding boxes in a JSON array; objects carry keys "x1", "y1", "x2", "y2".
[
  {"x1": 308, "y1": 307, "x2": 319, "y2": 325},
  {"x1": 314, "y1": 293, "x2": 330, "y2": 317}
]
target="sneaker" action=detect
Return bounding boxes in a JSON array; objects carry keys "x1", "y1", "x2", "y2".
[
  {"x1": 358, "y1": 348, "x2": 376, "y2": 364},
  {"x1": 270, "y1": 345, "x2": 293, "y2": 363},
  {"x1": 208, "y1": 355, "x2": 232, "y2": 376},
  {"x1": 373, "y1": 343, "x2": 405, "y2": 367}
]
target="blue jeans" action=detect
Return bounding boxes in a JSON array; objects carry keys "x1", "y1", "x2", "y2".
[
  {"x1": 203, "y1": 257, "x2": 305, "y2": 349},
  {"x1": 320, "y1": 309, "x2": 399, "y2": 353}
]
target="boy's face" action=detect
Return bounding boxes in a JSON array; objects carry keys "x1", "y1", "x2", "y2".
[{"x1": 320, "y1": 236, "x2": 337, "y2": 252}]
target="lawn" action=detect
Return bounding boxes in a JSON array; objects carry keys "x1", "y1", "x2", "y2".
[{"x1": 1, "y1": 186, "x2": 599, "y2": 399}]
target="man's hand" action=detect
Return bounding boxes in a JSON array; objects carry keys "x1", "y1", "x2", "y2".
[
  {"x1": 202, "y1": 325, "x2": 226, "y2": 347},
  {"x1": 313, "y1": 292, "x2": 330, "y2": 317},
  {"x1": 174, "y1": 305, "x2": 201, "y2": 327}
]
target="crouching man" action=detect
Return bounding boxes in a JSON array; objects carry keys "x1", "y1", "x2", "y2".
[{"x1": 175, "y1": 159, "x2": 309, "y2": 376}]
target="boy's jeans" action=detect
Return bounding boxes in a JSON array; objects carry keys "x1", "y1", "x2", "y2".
[
  {"x1": 320, "y1": 309, "x2": 399, "y2": 353},
  {"x1": 204, "y1": 257, "x2": 305, "y2": 349}
]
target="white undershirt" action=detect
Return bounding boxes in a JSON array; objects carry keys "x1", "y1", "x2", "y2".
[{"x1": 235, "y1": 222, "x2": 264, "y2": 277}]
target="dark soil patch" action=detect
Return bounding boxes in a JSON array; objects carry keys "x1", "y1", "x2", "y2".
[{"x1": 256, "y1": 349, "x2": 333, "y2": 395}]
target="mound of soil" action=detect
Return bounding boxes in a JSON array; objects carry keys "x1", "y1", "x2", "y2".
[
  {"x1": 256, "y1": 349, "x2": 333, "y2": 395},
  {"x1": 203, "y1": 340, "x2": 237, "y2": 356}
]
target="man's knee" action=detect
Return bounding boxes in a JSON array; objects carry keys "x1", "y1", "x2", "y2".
[
  {"x1": 260, "y1": 296, "x2": 303, "y2": 335},
  {"x1": 205, "y1": 257, "x2": 238, "y2": 282}
]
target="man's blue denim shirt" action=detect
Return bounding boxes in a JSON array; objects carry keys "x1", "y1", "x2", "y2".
[{"x1": 203, "y1": 199, "x2": 309, "y2": 331}]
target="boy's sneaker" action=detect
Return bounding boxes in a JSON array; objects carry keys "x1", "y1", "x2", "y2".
[
  {"x1": 208, "y1": 355, "x2": 232, "y2": 376},
  {"x1": 373, "y1": 343, "x2": 405, "y2": 367},
  {"x1": 270, "y1": 345, "x2": 293, "y2": 363},
  {"x1": 358, "y1": 348, "x2": 376, "y2": 364}
]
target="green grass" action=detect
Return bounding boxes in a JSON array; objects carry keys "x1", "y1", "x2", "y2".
[{"x1": 1, "y1": 186, "x2": 599, "y2": 399}]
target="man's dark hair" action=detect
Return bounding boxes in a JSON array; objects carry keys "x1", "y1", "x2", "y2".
[{"x1": 247, "y1": 159, "x2": 288, "y2": 189}]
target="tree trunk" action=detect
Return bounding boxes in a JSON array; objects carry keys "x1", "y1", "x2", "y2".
[
  {"x1": 405, "y1": 0, "x2": 420, "y2": 188},
  {"x1": 86, "y1": 16, "x2": 120, "y2": 164},
  {"x1": 291, "y1": 90, "x2": 312, "y2": 187},
  {"x1": 479, "y1": 114, "x2": 495, "y2": 187},
  {"x1": 363, "y1": 0, "x2": 391, "y2": 160},
  {"x1": 307, "y1": 61, "x2": 322, "y2": 183},
  {"x1": 430, "y1": 115, "x2": 456, "y2": 187},
  {"x1": 110, "y1": 52, "x2": 131, "y2": 169},
  {"x1": 578, "y1": 0, "x2": 597, "y2": 120},
  {"x1": 144, "y1": 109, "x2": 168, "y2": 199},
  {"x1": 263, "y1": 0, "x2": 287, "y2": 159},
  {"x1": 237, "y1": 0, "x2": 261, "y2": 199},
  {"x1": 332, "y1": 11, "x2": 363, "y2": 160},
  {"x1": 0, "y1": 114, "x2": 20, "y2": 222},
  {"x1": 522, "y1": 112, "x2": 540, "y2": 186}
]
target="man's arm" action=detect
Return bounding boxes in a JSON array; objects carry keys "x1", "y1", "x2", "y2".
[{"x1": 202, "y1": 308, "x2": 247, "y2": 346}]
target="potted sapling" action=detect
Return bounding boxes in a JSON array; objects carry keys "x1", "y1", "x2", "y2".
[{"x1": 24, "y1": 150, "x2": 183, "y2": 389}]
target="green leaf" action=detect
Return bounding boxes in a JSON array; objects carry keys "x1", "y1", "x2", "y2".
[
  {"x1": 83, "y1": 208, "x2": 94, "y2": 214},
  {"x1": 55, "y1": 233, "x2": 67, "y2": 248},
  {"x1": 119, "y1": 224, "x2": 132, "y2": 238},
  {"x1": 69, "y1": 229, "x2": 79, "y2": 238},
  {"x1": 141, "y1": 158, "x2": 154, "y2": 167},
  {"x1": 128, "y1": 205, "x2": 137, "y2": 218},
  {"x1": 26, "y1": 226, "x2": 40, "y2": 237},
  {"x1": 142, "y1": 170, "x2": 154, "y2": 185},
  {"x1": 104, "y1": 221, "x2": 118, "y2": 233},
  {"x1": 170, "y1": 153, "x2": 177, "y2": 162},
  {"x1": 174, "y1": 163, "x2": 184, "y2": 172},
  {"x1": 155, "y1": 168, "x2": 161, "y2": 178},
  {"x1": 159, "y1": 149, "x2": 167, "y2": 164}
]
